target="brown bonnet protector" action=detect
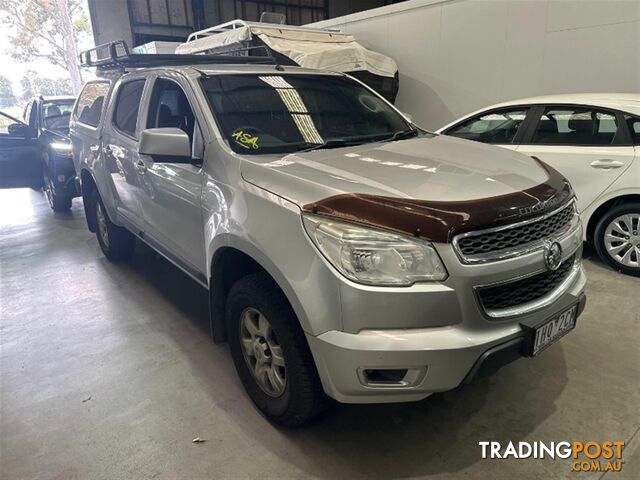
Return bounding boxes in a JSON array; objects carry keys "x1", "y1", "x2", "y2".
[{"x1": 302, "y1": 160, "x2": 573, "y2": 243}]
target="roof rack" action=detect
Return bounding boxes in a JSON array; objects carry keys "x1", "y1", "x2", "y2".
[
  {"x1": 79, "y1": 40, "x2": 278, "y2": 72},
  {"x1": 185, "y1": 19, "x2": 344, "y2": 43}
]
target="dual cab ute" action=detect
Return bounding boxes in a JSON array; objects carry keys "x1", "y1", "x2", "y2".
[{"x1": 71, "y1": 43, "x2": 586, "y2": 426}]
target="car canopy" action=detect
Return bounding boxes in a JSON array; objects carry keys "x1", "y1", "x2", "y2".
[{"x1": 175, "y1": 20, "x2": 399, "y2": 103}]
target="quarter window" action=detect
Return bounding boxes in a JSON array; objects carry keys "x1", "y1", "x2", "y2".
[
  {"x1": 112, "y1": 79, "x2": 145, "y2": 137},
  {"x1": 625, "y1": 115, "x2": 640, "y2": 145},
  {"x1": 531, "y1": 107, "x2": 620, "y2": 145},
  {"x1": 75, "y1": 81, "x2": 110, "y2": 127},
  {"x1": 446, "y1": 108, "x2": 528, "y2": 144}
]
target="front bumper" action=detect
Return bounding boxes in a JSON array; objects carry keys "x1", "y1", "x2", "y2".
[{"x1": 307, "y1": 265, "x2": 586, "y2": 404}]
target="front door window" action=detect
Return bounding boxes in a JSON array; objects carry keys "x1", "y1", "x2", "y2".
[{"x1": 446, "y1": 108, "x2": 529, "y2": 144}]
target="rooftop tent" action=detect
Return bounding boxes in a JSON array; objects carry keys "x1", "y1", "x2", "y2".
[{"x1": 175, "y1": 20, "x2": 400, "y2": 103}]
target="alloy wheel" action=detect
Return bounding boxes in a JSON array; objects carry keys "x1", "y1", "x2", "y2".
[
  {"x1": 239, "y1": 307, "x2": 286, "y2": 397},
  {"x1": 603, "y1": 213, "x2": 640, "y2": 269},
  {"x1": 96, "y1": 202, "x2": 110, "y2": 248},
  {"x1": 43, "y1": 173, "x2": 54, "y2": 208}
]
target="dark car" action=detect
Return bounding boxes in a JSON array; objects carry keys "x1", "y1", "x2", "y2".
[{"x1": 0, "y1": 96, "x2": 80, "y2": 211}]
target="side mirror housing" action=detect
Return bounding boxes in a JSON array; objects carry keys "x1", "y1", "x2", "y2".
[
  {"x1": 138, "y1": 128, "x2": 192, "y2": 162},
  {"x1": 7, "y1": 123, "x2": 32, "y2": 138}
]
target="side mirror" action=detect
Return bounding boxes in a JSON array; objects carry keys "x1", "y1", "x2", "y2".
[
  {"x1": 138, "y1": 128, "x2": 192, "y2": 162},
  {"x1": 7, "y1": 123, "x2": 32, "y2": 138}
]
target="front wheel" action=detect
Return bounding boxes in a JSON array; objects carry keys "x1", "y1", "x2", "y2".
[
  {"x1": 594, "y1": 203, "x2": 640, "y2": 277},
  {"x1": 44, "y1": 172, "x2": 71, "y2": 212},
  {"x1": 91, "y1": 190, "x2": 136, "y2": 261},
  {"x1": 226, "y1": 272, "x2": 329, "y2": 426}
]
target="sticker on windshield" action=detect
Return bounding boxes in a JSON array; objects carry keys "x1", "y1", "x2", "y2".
[{"x1": 231, "y1": 129, "x2": 259, "y2": 150}]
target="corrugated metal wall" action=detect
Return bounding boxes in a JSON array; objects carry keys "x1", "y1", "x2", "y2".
[
  {"x1": 201, "y1": 0, "x2": 328, "y2": 27},
  {"x1": 89, "y1": 0, "x2": 393, "y2": 46}
]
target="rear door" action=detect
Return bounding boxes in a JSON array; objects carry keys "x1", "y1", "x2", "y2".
[
  {"x1": 101, "y1": 77, "x2": 148, "y2": 231},
  {"x1": 517, "y1": 105, "x2": 635, "y2": 213},
  {"x1": 136, "y1": 75, "x2": 206, "y2": 279},
  {"x1": 0, "y1": 111, "x2": 41, "y2": 188},
  {"x1": 70, "y1": 80, "x2": 111, "y2": 191}
]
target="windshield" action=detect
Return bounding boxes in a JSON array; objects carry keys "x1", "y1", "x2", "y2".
[
  {"x1": 201, "y1": 74, "x2": 412, "y2": 154},
  {"x1": 42, "y1": 99, "x2": 75, "y2": 132}
]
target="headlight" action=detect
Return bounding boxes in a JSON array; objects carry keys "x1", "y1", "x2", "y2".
[
  {"x1": 50, "y1": 142, "x2": 72, "y2": 155},
  {"x1": 302, "y1": 214, "x2": 448, "y2": 286}
]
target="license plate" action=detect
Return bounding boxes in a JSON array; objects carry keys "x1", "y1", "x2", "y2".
[{"x1": 523, "y1": 304, "x2": 578, "y2": 356}]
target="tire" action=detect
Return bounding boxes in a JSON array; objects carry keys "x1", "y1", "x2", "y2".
[
  {"x1": 593, "y1": 202, "x2": 640, "y2": 277},
  {"x1": 226, "y1": 272, "x2": 329, "y2": 426},
  {"x1": 90, "y1": 189, "x2": 136, "y2": 261},
  {"x1": 44, "y1": 173, "x2": 71, "y2": 212}
]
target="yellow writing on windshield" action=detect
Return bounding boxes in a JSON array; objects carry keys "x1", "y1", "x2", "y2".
[{"x1": 232, "y1": 130, "x2": 259, "y2": 150}]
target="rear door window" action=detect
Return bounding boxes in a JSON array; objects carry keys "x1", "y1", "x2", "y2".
[
  {"x1": 112, "y1": 79, "x2": 146, "y2": 137},
  {"x1": 531, "y1": 107, "x2": 620, "y2": 145},
  {"x1": 74, "y1": 81, "x2": 110, "y2": 127},
  {"x1": 445, "y1": 108, "x2": 529, "y2": 144}
]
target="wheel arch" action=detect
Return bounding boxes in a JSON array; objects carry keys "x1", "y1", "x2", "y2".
[{"x1": 208, "y1": 242, "x2": 309, "y2": 344}]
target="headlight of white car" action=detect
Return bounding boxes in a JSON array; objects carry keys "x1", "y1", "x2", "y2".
[{"x1": 302, "y1": 214, "x2": 448, "y2": 286}]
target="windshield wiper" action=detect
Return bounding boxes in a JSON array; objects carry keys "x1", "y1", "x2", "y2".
[
  {"x1": 384, "y1": 129, "x2": 419, "y2": 142},
  {"x1": 297, "y1": 138, "x2": 353, "y2": 153}
]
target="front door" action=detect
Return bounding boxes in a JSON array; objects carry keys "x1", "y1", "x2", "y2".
[
  {"x1": 517, "y1": 106, "x2": 635, "y2": 213},
  {"x1": 0, "y1": 111, "x2": 42, "y2": 188},
  {"x1": 137, "y1": 77, "x2": 206, "y2": 279},
  {"x1": 101, "y1": 78, "x2": 147, "y2": 230}
]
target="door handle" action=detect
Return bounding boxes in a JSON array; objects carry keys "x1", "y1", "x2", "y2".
[
  {"x1": 135, "y1": 160, "x2": 147, "y2": 173},
  {"x1": 590, "y1": 159, "x2": 624, "y2": 170}
]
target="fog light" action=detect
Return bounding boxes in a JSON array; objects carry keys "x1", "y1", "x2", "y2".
[
  {"x1": 358, "y1": 367, "x2": 427, "y2": 388},
  {"x1": 57, "y1": 174, "x2": 66, "y2": 182},
  {"x1": 364, "y1": 369, "x2": 408, "y2": 384}
]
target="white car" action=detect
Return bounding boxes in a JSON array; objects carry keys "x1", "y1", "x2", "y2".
[{"x1": 438, "y1": 94, "x2": 640, "y2": 276}]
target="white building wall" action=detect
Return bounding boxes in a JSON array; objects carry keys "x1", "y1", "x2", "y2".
[{"x1": 310, "y1": 0, "x2": 640, "y2": 130}]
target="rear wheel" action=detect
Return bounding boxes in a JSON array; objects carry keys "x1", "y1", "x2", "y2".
[
  {"x1": 226, "y1": 272, "x2": 329, "y2": 426},
  {"x1": 594, "y1": 203, "x2": 640, "y2": 277},
  {"x1": 91, "y1": 189, "x2": 135, "y2": 261}
]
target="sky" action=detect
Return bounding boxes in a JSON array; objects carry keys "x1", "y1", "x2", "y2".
[{"x1": 0, "y1": 0, "x2": 93, "y2": 97}]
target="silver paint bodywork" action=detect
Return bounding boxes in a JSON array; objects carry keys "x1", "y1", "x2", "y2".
[{"x1": 70, "y1": 64, "x2": 586, "y2": 403}]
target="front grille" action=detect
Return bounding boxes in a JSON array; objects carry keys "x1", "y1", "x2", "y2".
[
  {"x1": 456, "y1": 203, "x2": 575, "y2": 258},
  {"x1": 477, "y1": 254, "x2": 576, "y2": 312}
]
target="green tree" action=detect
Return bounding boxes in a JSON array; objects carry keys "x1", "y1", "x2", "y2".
[
  {"x1": 0, "y1": 75, "x2": 17, "y2": 107},
  {"x1": 18, "y1": 70, "x2": 73, "y2": 100},
  {"x1": 0, "y1": 0, "x2": 90, "y2": 93},
  {"x1": 20, "y1": 71, "x2": 38, "y2": 102},
  {"x1": 54, "y1": 78, "x2": 73, "y2": 95}
]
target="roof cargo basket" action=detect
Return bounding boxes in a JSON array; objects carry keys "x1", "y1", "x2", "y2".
[
  {"x1": 79, "y1": 40, "x2": 278, "y2": 73},
  {"x1": 184, "y1": 19, "x2": 342, "y2": 44}
]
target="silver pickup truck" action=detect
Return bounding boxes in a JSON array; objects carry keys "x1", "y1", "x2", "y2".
[{"x1": 70, "y1": 44, "x2": 586, "y2": 426}]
